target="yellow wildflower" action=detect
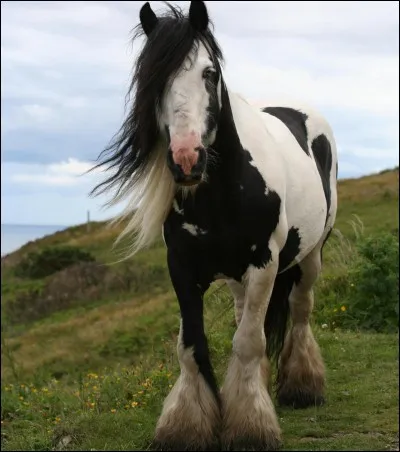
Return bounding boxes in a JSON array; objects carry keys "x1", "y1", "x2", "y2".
[
  {"x1": 341, "y1": 306, "x2": 346, "y2": 312},
  {"x1": 19, "y1": 396, "x2": 24, "y2": 400},
  {"x1": 32, "y1": 388, "x2": 38, "y2": 393},
  {"x1": 131, "y1": 401, "x2": 139, "y2": 407},
  {"x1": 42, "y1": 388, "x2": 49, "y2": 393},
  {"x1": 93, "y1": 386, "x2": 98, "y2": 391},
  {"x1": 111, "y1": 409, "x2": 116, "y2": 413}
]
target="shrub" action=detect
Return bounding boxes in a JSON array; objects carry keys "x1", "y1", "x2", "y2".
[
  {"x1": 316, "y1": 231, "x2": 399, "y2": 333},
  {"x1": 14, "y1": 246, "x2": 95, "y2": 279},
  {"x1": 342, "y1": 232, "x2": 399, "y2": 333},
  {"x1": 4, "y1": 262, "x2": 109, "y2": 325}
]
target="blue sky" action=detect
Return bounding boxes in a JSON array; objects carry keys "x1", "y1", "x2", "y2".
[{"x1": 1, "y1": 1, "x2": 399, "y2": 226}]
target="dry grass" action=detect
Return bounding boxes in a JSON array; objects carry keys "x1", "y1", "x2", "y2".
[
  {"x1": 338, "y1": 167, "x2": 399, "y2": 202},
  {"x1": 3, "y1": 293, "x2": 175, "y2": 381}
]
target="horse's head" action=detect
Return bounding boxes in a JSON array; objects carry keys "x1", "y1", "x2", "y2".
[{"x1": 138, "y1": 1, "x2": 223, "y2": 187}]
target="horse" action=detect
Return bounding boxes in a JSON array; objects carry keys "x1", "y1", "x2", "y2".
[{"x1": 90, "y1": 1, "x2": 338, "y2": 450}]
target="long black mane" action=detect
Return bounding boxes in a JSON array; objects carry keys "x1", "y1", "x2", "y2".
[{"x1": 89, "y1": 2, "x2": 224, "y2": 201}]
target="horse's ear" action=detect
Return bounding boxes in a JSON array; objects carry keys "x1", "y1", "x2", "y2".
[
  {"x1": 139, "y1": 2, "x2": 158, "y2": 37},
  {"x1": 189, "y1": 1, "x2": 209, "y2": 32}
]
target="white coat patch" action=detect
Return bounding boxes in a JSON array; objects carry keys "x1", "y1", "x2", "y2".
[
  {"x1": 173, "y1": 199, "x2": 184, "y2": 215},
  {"x1": 182, "y1": 222, "x2": 207, "y2": 236}
]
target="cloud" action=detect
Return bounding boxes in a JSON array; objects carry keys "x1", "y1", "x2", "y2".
[
  {"x1": 1, "y1": 158, "x2": 122, "y2": 225},
  {"x1": 7, "y1": 158, "x2": 95, "y2": 187}
]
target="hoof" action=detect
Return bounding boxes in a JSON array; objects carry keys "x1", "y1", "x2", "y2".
[
  {"x1": 222, "y1": 435, "x2": 282, "y2": 451},
  {"x1": 150, "y1": 438, "x2": 220, "y2": 451},
  {"x1": 277, "y1": 390, "x2": 325, "y2": 409}
]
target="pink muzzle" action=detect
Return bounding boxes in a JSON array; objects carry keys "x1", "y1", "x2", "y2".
[{"x1": 169, "y1": 131, "x2": 202, "y2": 175}]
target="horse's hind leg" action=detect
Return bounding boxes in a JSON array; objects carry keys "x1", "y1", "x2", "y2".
[{"x1": 277, "y1": 243, "x2": 326, "y2": 408}]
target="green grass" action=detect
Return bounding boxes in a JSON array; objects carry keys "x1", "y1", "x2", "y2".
[
  {"x1": 1, "y1": 319, "x2": 398, "y2": 450},
  {"x1": 1, "y1": 167, "x2": 399, "y2": 451}
]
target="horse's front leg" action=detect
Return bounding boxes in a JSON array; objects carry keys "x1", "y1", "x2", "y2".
[
  {"x1": 153, "y1": 250, "x2": 221, "y2": 451},
  {"x1": 221, "y1": 243, "x2": 282, "y2": 451}
]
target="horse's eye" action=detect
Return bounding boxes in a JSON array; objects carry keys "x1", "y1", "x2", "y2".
[{"x1": 203, "y1": 68, "x2": 215, "y2": 80}]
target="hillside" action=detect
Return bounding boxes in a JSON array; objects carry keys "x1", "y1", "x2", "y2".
[{"x1": 1, "y1": 167, "x2": 399, "y2": 451}]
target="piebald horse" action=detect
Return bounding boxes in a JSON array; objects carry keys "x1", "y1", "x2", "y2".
[{"x1": 91, "y1": 1, "x2": 338, "y2": 450}]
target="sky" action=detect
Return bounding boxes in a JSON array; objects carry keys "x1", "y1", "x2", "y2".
[{"x1": 1, "y1": 1, "x2": 399, "y2": 226}]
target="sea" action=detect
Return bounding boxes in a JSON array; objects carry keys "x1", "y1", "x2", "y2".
[{"x1": 1, "y1": 224, "x2": 68, "y2": 257}]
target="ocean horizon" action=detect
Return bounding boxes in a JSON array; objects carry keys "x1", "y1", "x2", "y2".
[{"x1": 1, "y1": 223, "x2": 68, "y2": 257}]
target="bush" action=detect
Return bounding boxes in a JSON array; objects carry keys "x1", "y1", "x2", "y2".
[
  {"x1": 14, "y1": 246, "x2": 95, "y2": 279},
  {"x1": 343, "y1": 233, "x2": 399, "y2": 332},
  {"x1": 5, "y1": 262, "x2": 109, "y2": 325},
  {"x1": 316, "y1": 232, "x2": 399, "y2": 333}
]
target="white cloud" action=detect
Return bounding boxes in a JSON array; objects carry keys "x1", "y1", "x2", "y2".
[
  {"x1": 5, "y1": 158, "x2": 101, "y2": 187},
  {"x1": 20, "y1": 104, "x2": 54, "y2": 123}
]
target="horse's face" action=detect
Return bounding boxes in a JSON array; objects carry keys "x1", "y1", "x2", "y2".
[
  {"x1": 160, "y1": 44, "x2": 221, "y2": 187},
  {"x1": 139, "y1": 1, "x2": 221, "y2": 187}
]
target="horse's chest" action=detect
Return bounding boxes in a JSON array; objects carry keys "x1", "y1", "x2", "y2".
[{"x1": 164, "y1": 189, "x2": 281, "y2": 283}]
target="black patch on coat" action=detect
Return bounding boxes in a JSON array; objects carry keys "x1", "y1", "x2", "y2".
[
  {"x1": 320, "y1": 227, "x2": 333, "y2": 264},
  {"x1": 205, "y1": 70, "x2": 221, "y2": 136},
  {"x1": 278, "y1": 227, "x2": 301, "y2": 273},
  {"x1": 311, "y1": 134, "x2": 333, "y2": 225},
  {"x1": 265, "y1": 226, "x2": 303, "y2": 364},
  {"x1": 265, "y1": 264, "x2": 302, "y2": 364},
  {"x1": 262, "y1": 107, "x2": 310, "y2": 157},
  {"x1": 167, "y1": 249, "x2": 220, "y2": 408}
]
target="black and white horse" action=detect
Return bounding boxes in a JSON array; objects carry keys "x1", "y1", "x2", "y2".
[{"x1": 91, "y1": 1, "x2": 338, "y2": 450}]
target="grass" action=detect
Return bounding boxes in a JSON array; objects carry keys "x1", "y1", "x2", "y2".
[
  {"x1": 1, "y1": 167, "x2": 399, "y2": 451},
  {"x1": 1, "y1": 317, "x2": 398, "y2": 450}
]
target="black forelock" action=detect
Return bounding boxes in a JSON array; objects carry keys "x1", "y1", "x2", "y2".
[{"x1": 89, "y1": 2, "x2": 224, "y2": 200}]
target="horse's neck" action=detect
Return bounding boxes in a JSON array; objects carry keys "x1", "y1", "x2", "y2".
[{"x1": 208, "y1": 87, "x2": 250, "y2": 178}]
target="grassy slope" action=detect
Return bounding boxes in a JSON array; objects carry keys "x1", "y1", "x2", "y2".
[{"x1": 1, "y1": 168, "x2": 399, "y2": 451}]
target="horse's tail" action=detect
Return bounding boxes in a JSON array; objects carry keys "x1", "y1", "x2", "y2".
[{"x1": 264, "y1": 265, "x2": 299, "y2": 364}]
